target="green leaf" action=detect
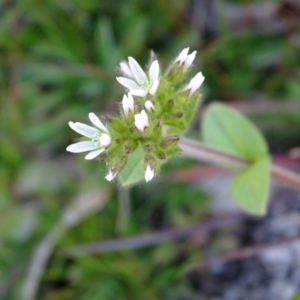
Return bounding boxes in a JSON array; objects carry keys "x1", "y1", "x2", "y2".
[
  {"x1": 118, "y1": 146, "x2": 145, "y2": 186},
  {"x1": 202, "y1": 103, "x2": 268, "y2": 160},
  {"x1": 231, "y1": 157, "x2": 270, "y2": 215},
  {"x1": 291, "y1": 293, "x2": 300, "y2": 300}
]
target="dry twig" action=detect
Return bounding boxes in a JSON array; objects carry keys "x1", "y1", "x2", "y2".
[{"x1": 65, "y1": 212, "x2": 247, "y2": 256}]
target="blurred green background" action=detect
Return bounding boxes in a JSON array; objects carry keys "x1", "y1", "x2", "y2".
[{"x1": 1, "y1": 0, "x2": 300, "y2": 299}]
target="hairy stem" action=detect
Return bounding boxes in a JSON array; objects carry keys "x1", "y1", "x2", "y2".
[{"x1": 179, "y1": 137, "x2": 300, "y2": 191}]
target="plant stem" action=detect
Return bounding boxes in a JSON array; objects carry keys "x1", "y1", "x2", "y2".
[{"x1": 179, "y1": 137, "x2": 300, "y2": 191}]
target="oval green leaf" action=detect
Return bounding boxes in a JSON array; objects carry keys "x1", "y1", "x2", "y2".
[
  {"x1": 202, "y1": 103, "x2": 268, "y2": 160},
  {"x1": 231, "y1": 157, "x2": 270, "y2": 215},
  {"x1": 118, "y1": 146, "x2": 145, "y2": 186}
]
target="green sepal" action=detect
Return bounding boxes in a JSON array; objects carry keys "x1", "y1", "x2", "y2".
[{"x1": 183, "y1": 94, "x2": 201, "y2": 126}]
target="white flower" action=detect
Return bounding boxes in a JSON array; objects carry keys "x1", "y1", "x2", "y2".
[
  {"x1": 175, "y1": 47, "x2": 197, "y2": 72},
  {"x1": 105, "y1": 169, "x2": 117, "y2": 181},
  {"x1": 122, "y1": 93, "x2": 134, "y2": 116},
  {"x1": 183, "y1": 72, "x2": 205, "y2": 96},
  {"x1": 134, "y1": 110, "x2": 149, "y2": 132},
  {"x1": 117, "y1": 57, "x2": 160, "y2": 97},
  {"x1": 145, "y1": 164, "x2": 154, "y2": 182},
  {"x1": 145, "y1": 100, "x2": 155, "y2": 112},
  {"x1": 66, "y1": 113, "x2": 111, "y2": 160}
]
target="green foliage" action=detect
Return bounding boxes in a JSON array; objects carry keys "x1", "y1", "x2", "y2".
[
  {"x1": 202, "y1": 103, "x2": 268, "y2": 161},
  {"x1": 231, "y1": 157, "x2": 270, "y2": 215},
  {"x1": 118, "y1": 146, "x2": 145, "y2": 186},
  {"x1": 202, "y1": 103, "x2": 271, "y2": 214}
]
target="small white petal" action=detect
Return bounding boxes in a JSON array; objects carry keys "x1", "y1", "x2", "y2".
[
  {"x1": 183, "y1": 72, "x2": 205, "y2": 96},
  {"x1": 127, "y1": 93, "x2": 134, "y2": 111},
  {"x1": 149, "y1": 79, "x2": 159, "y2": 95},
  {"x1": 88, "y1": 113, "x2": 108, "y2": 132},
  {"x1": 119, "y1": 61, "x2": 133, "y2": 78},
  {"x1": 145, "y1": 164, "x2": 154, "y2": 182},
  {"x1": 85, "y1": 148, "x2": 105, "y2": 160},
  {"x1": 130, "y1": 89, "x2": 147, "y2": 97},
  {"x1": 105, "y1": 169, "x2": 117, "y2": 181},
  {"x1": 69, "y1": 122, "x2": 98, "y2": 138},
  {"x1": 175, "y1": 47, "x2": 189, "y2": 64},
  {"x1": 134, "y1": 109, "x2": 149, "y2": 132},
  {"x1": 184, "y1": 51, "x2": 197, "y2": 71},
  {"x1": 66, "y1": 141, "x2": 98, "y2": 153},
  {"x1": 145, "y1": 100, "x2": 155, "y2": 112},
  {"x1": 68, "y1": 121, "x2": 76, "y2": 131},
  {"x1": 149, "y1": 60, "x2": 159, "y2": 82},
  {"x1": 116, "y1": 77, "x2": 140, "y2": 90},
  {"x1": 128, "y1": 57, "x2": 147, "y2": 85},
  {"x1": 99, "y1": 133, "x2": 111, "y2": 147},
  {"x1": 122, "y1": 94, "x2": 129, "y2": 116},
  {"x1": 122, "y1": 93, "x2": 134, "y2": 116}
]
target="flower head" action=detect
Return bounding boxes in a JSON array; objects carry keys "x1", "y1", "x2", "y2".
[
  {"x1": 134, "y1": 110, "x2": 149, "y2": 132},
  {"x1": 66, "y1": 113, "x2": 111, "y2": 160},
  {"x1": 122, "y1": 93, "x2": 134, "y2": 116},
  {"x1": 67, "y1": 47, "x2": 205, "y2": 184},
  {"x1": 175, "y1": 47, "x2": 197, "y2": 72},
  {"x1": 145, "y1": 164, "x2": 154, "y2": 182},
  {"x1": 183, "y1": 72, "x2": 205, "y2": 96},
  {"x1": 117, "y1": 57, "x2": 160, "y2": 97}
]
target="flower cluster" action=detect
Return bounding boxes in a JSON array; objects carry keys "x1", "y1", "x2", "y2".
[{"x1": 67, "y1": 47, "x2": 204, "y2": 183}]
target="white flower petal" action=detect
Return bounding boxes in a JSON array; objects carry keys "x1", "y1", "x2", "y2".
[
  {"x1": 119, "y1": 61, "x2": 133, "y2": 78},
  {"x1": 184, "y1": 51, "x2": 197, "y2": 71},
  {"x1": 145, "y1": 100, "x2": 155, "y2": 112},
  {"x1": 88, "y1": 113, "x2": 108, "y2": 132},
  {"x1": 122, "y1": 93, "x2": 134, "y2": 116},
  {"x1": 69, "y1": 122, "x2": 98, "y2": 138},
  {"x1": 66, "y1": 141, "x2": 98, "y2": 153},
  {"x1": 175, "y1": 47, "x2": 189, "y2": 64},
  {"x1": 149, "y1": 60, "x2": 159, "y2": 82},
  {"x1": 183, "y1": 72, "x2": 205, "y2": 96},
  {"x1": 149, "y1": 79, "x2": 159, "y2": 95},
  {"x1": 122, "y1": 94, "x2": 129, "y2": 116},
  {"x1": 130, "y1": 89, "x2": 147, "y2": 97},
  {"x1": 134, "y1": 109, "x2": 149, "y2": 132},
  {"x1": 116, "y1": 77, "x2": 140, "y2": 90},
  {"x1": 145, "y1": 164, "x2": 154, "y2": 182},
  {"x1": 127, "y1": 93, "x2": 134, "y2": 111},
  {"x1": 85, "y1": 148, "x2": 105, "y2": 160},
  {"x1": 128, "y1": 57, "x2": 147, "y2": 85},
  {"x1": 105, "y1": 169, "x2": 117, "y2": 181},
  {"x1": 99, "y1": 133, "x2": 111, "y2": 147}
]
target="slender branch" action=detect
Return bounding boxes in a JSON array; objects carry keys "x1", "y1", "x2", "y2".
[
  {"x1": 64, "y1": 212, "x2": 247, "y2": 256},
  {"x1": 116, "y1": 185, "x2": 131, "y2": 234},
  {"x1": 22, "y1": 191, "x2": 107, "y2": 300},
  {"x1": 271, "y1": 164, "x2": 300, "y2": 191},
  {"x1": 179, "y1": 137, "x2": 247, "y2": 169},
  {"x1": 179, "y1": 137, "x2": 300, "y2": 191},
  {"x1": 185, "y1": 233, "x2": 300, "y2": 273},
  {"x1": 23, "y1": 226, "x2": 63, "y2": 300}
]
